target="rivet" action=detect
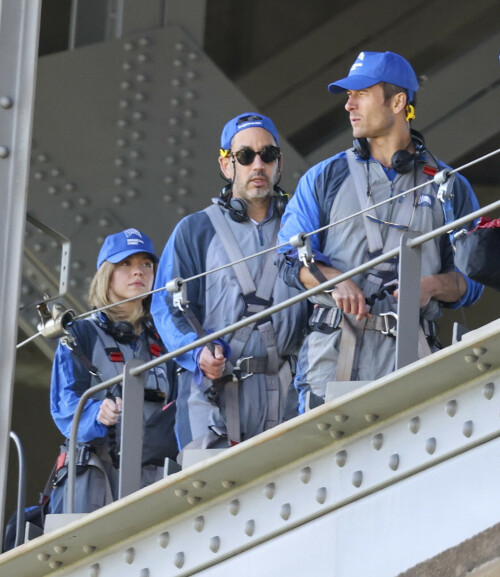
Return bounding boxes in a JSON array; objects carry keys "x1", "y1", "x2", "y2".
[
  {"x1": 89, "y1": 562, "x2": 100, "y2": 577},
  {"x1": 65, "y1": 182, "x2": 77, "y2": 192},
  {"x1": 115, "y1": 157, "x2": 127, "y2": 167},
  {"x1": 163, "y1": 194, "x2": 173, "y2": 203},
  {"x1": 352, "y1": 471, "x2": 363, "y2": 488},
  {"x1": 408, "y1": 416, "x2": 420, "y2": 434},
  {"x1": 0, "y1": 96, "x2": 13, "y2": 108},
  {"x1": 221, "y1": 480, "x2": 235, "y2": 488},
  {"x1": 175, "y1": 42, "x2": 185, "y2": 52},
  {"x1": 37, "y1": 153, "x2": 49, "y2": 162},
  {"x1": 113, "y1": 177, "x2": 125, "y2": 186},
  {"x1": 182, "y1": 129, "x2": 194, "y2": 139},
  {"x1": 334, "y1": 414, "x2": 349, "y2": 423},
  {"x1": 136, "y1": 53, "x2": 149, "y2": 63},
  {"x1": 365, "y1": 414, "x2": 379, "y2": 423},
  {"x1": 483, "y1": 382, "x2": 495, "y2": 400},
  {"x1": 317, "y1": 423, "x2": 331, "y2": 432},
  {"x1": 335, "y1": 450, "x2": 347, "y2": 467},
  {"x1": 121, "y1": 62, "x2": 132, "y2": 71},
  {"x1": 118, "y1": 99, "x2": 130, "y2": 109},
  {"x1": 72, "y1": 261, "x2": 83, "y2": 270},
  {"x1": 164, "y1": 176, "x2": 175, "y2": 184},
  {"x1": 139, "y1": 569, "x2": 150, "y2": 577},
  {"x1": 124, "y1": 547, "x2": 135, "y2": 564},
  {"x1": 37, "y1": 553, "x2": 50, "y2": 561},
  {"x1": 186, "y1": 70, "x2": 198, "y2": 80},
  {"x1": 116, "y1": 138, "x2": 128, "y2": 147},
  {"x1": 175, "y1": 488, "x2": 187, "y2": 497},
  {"x1": 33, "y1": 243, "x2": 44, "y2": 252},
  {"x1": 138, "y1": 37, "x2": 151, "y2": 47},
  {"x1": 158, "y1": 532, "x2": 169, "y2": 548},
  {"x1": 75, "y1": 214, "x2": 88, "y2": 225},
  {"x1": 126, "y1": 188, "x2": 138, "y2": 198},
  {"x1": 389, "y1": 454, "x2": 399, "y2": 471},
  {"x1": 171, "y1": 78, "x2": 183, "y2": 88},
  {"x1": 131, "y1": 131, "x2": 144, "y2": 140},
  {"x1": 129, "y1": 149, "x2": 141, "y2": 160},
  {"x1": 113, "y1": 195, "x2": 123, "y2": 204},
  {"x1": 136, "y1": 73, "x2": 147, "y2": 83},
  {"x1": 177, "y1": 187, "x2": 189, "y2": 196},
  {"x1": 187, "y1": 496, "x2": 201, "y2": 505},
  {"x1": 229, "y1": 499, "x2": 240, "y2": 516},
  {"x1": 51, "y1": 168, "x2": 63, "y2": 177},
  {"x1": 464, "y1": 354, "x2": 478, "y2": 363},
  {"x1": 78, "y1": 196, "x2": 90, "y2": 205},
  {"x1": 168, "y1": 117, "x2": 179, "y2": 126},
  {"x1": 280, "y1": 503, "x2": 291, "y2": 520},
  {"x1": 174, "y1": 552, "x2": 185, "y2": 569},
  {"x1": 177, "y1": 206, "x2": 186, "y2": 216},
  {"x1": 330, "y1": 430, "x2": 344, "y2": 439},
  {"x1": 0, "y1": 145, "x2": 10, "y2": 158},
  {"x1": 83, "y1": 545, "x2": 96, "y2": 554},
  {"x1": 245, "y1": 520, "x2": 255, "y2": 536},
  {"x1": 173, "y1": 59, "x2": 184, "y2": 68},
  {"x1": 209, "y1": 537, "x2": 220, "y2": 553},
  {"x1": 462, "y1": 420, "x2": 473, "y2": 438},
  {"x1": 185, "y1": 91, "x2": 196, "y2": 100},
  {"x1": 123, "y1": 42, "x2": 135, "y2": 51},
  {"x1": 477, "y1": 363, "x2": 492, "y2": 372},
  {"x1": 99, "y1": 218, "x2": 110, "y2": 227},
  {"x1": 117, "y1": 119, "x2": 129, "y2": 128},
  {"x1": 264, "y1": 482, "x2": 276, "y2": 499},
  {"x1": 188, "y1": 52, "x2": 199, "y2": 61},
  {"x1": 425, "y1": 437, "x2": 436, "y2": 455},
  {"x1": 445, "y1": 400, "x2": 458, "y2": 417},
  {"x1": 135, "y1": 92, "x2": 146, "y2": 102},
  {"x1": 316, "y1": 487, "x2": 327, "y2": 504},
  {"x1": 184, "y1": 109, "x2": 195, "y2": 119},
  {"x1": 371, "y1": 433, "x2": 383, "y2": 451},
  {"x1": 33, "y1": 171, "x2": 45, "y2": 180},
  {"x1": 170, "y1": 98, "x2": 180, "y2": 107},
  {"x1": 61, "y1": 200, "x2": 73, "y2": 210},
  {"x1": 194, "y1": 516, "x2": 205, "y2": 532},
  {"x1": 180, "y1": 148, "x2": 191, "y2": 158},
  {"x1": 299, "y1": 467, "x2": 311, "y2": 484},
  {"x1": 132, "y1": 111, "x2": 145, "y2": 121},
  {"x1": 128, "y1": 169, "x2": 140, "y2": 179},
  {"x1": 49, "y1": 560, "x2": 62, "y2": 569},
  {"x1": 473, "y1": 347, "x2": 487, "y2": 356},
  {"x1": 120, "y1": 81, "x2": 132, "y2": 90},
  {"x1": 168, "y1": 136, "x2": 178, "y2": 145},
  {"x1": 179, "y1": 168, "x2": 190, "y2": 177}
]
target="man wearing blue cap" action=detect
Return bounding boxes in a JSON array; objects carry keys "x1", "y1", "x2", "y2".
[
  {"x1": 276, "y1": 51, "x2": 483, "y2": 410},
  {"x1": 152, "y1": 113, "x2": 308, "y2": 457}
]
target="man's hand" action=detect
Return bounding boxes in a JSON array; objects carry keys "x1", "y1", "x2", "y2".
[
  {"x1": 393, "y1": 271, "x2": 466, "y2": 308},
  {"x1": 97, "y1": 397, "x2": 122, "y2": 427},
  {"x1": 300, "y1": 262, "x2": 370, "y2": 321},
  {"x1": 199, "y1": 344, "x2": 226, "y2": 380}
]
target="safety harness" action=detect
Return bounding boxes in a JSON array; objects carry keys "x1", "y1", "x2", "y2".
[{"x1": 172, "y1": 204, "x2": 285, "y2": 446}]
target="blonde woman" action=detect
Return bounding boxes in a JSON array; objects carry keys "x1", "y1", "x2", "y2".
[{"x1": 50, "y1": 229, "x2": 177, "y2": 514}]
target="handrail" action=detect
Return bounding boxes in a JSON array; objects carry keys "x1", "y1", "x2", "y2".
[
  {"x1": 65, "y1": 197, "x2": 500, "y2": 513},
  {"x1": 8, "y1": 432, "x2": 27, "y2": 548}
]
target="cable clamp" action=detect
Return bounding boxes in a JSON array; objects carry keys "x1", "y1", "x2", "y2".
[{"x1": 166, "y1": 277, "x2": 188, "y2": 312}]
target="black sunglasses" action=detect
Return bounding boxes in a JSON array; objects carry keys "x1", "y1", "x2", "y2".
[{"x1": 231, "y1": 145, "x2": 281, "y2": 166}]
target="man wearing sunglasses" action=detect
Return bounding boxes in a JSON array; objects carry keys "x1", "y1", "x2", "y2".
[
  {"x1": 152, "y1": 113, "x2": 308, "y2": 459},
  {"x1": 276, "y1": 51, "x2": 483, "y2": 412}
]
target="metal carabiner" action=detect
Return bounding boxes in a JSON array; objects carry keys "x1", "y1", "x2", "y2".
[
  {"x1": 380, "y1": 311, "x2": 398, "y2": 338},
  {"x1": 234, "y1": 356, "x2": 254, "y2": 380}
]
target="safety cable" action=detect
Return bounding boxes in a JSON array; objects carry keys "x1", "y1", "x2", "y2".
[{"x1": 16, "y1": 146, "x2": 500, "y2": 350}]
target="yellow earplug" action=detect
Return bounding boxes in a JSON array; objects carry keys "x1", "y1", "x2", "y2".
[
  {"x1": 219, "y1": 148, "x2": 230, "y2": 157},
  {"x1": 406, "y1": 104, "x2": 415, "y2": 122}
]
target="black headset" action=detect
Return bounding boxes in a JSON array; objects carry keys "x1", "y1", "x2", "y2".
[
  {"x1": 213, "y1": 182, "x2": 289, "y2": 223},
  {"x1": 94, "y1": 312, "x2": 157, "y2": 344},
  {"x1": 353, "y1": 129, "x2": 426, "y2": 174}
]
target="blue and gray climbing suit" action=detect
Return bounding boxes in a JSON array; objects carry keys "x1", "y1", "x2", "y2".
[
  {"x1": 276, "y1": 148, "x2": 483, "y2": 411},
  {"x1": 49, "y1": 315, "x2": 175, "y2": 514},
  {"x1": 151, "y1": 203, "x2": 309, "y2": 450}
]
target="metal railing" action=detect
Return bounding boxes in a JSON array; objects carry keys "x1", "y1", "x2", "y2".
[{"x1": 63, "y1": 197, "x2": 500, "y2": 514}]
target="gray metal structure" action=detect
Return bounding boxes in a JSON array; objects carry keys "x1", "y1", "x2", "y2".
[{"x1": 0, "y1": 0, "x2": 42, "y2": 536}]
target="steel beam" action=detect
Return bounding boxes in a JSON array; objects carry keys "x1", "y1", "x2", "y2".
[{"x1": 0, "y1": 0, "x2": 41, "y2": 537}]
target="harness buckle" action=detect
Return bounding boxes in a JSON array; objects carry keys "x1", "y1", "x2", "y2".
[
  {"x1": 234, "y1": 356, "x2": 254, "y2": 380},
  {"x1": 380, "y1": 312, "x2": 398, "y2": 338}
]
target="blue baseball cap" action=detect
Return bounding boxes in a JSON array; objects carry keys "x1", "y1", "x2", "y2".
[
  {"x1": 328, "y1": 51, "x2": 419, "y2": 102},
  {"x1": 220, "y1": 112, "x2": 279, "y2": 151},
  {"x1": 97, "y1": 228, "x2": 159, "y2": 269}
]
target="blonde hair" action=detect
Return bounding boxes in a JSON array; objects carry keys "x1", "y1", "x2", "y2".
[{"x1": 88, "y1": 260, "x2": 154, "y2": 327}]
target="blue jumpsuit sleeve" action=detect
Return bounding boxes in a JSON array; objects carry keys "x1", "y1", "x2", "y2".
[
  {"x1": 276, "y1": 166, "x2": 333, "y2": 290},
  {"x1": 151, "y1": 214, "x2": 213, "y2": 372},
  {"x1": 442, "y1": 171, "x2": 483, "y2": 308},
  {"x1": 50, "y1": 341, "x2": 108, "y2": 443}
]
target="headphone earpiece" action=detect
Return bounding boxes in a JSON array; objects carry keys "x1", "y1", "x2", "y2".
[
  {"x1": 353, "y1": 129, "x2": 426, "y2": 174},
  {"x1": 94, "y1": 312, "x2": 137, "y2": 344},
  {"x1": 273, "y1": 184, "x2": 288, "y2": 217},
  {"x1": 213, "y1": 184, "x2": 249, "y2": 222}
]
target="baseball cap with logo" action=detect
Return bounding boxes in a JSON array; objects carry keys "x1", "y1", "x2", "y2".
[
  {"x1": 220, "y1": 112, "x2": 279, "y2": 151},
  {"x1": 328, "y1": 51, "x2": 419, "y2": 101},
  {"x1": 96, "y1": 228, "x2": 159, "y2": 269}
]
